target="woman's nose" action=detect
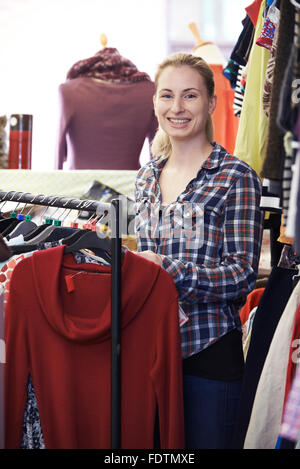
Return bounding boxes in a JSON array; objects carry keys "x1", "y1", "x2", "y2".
[{"x1": 171, "y1": 97, "x2": 184, "y2": 113}]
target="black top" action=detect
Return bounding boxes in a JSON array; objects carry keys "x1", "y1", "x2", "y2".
[{"x1": 182, "y1": 329, "x2": 244, "y2": 381}]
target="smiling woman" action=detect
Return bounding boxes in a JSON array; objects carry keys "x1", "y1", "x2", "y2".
[
  {"x1": 134, "y1": 52, "x2": 264, "y2": 449},
  {"x1": 151, "y1": 54, "x2": 217, "y2": 204}
]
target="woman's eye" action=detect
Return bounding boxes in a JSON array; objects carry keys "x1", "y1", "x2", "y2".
[
  {"x1": 161, "y1": 94, "x2": 172, "y2": 99},
  {"x1": 185, "y1": 94, "x2": 196, "y2": 99}
]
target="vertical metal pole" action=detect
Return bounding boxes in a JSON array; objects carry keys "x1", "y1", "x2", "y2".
[{"x1": 111, "y1": 198, "x2": 122, "y2": 449}]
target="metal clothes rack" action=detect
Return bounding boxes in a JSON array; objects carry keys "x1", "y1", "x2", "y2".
[{"x1": 0, "y1": 190, "x2": 122, "y2": 449}]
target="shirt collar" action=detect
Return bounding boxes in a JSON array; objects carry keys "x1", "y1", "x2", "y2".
[
  {"x1": 151, "y1": 141, "x2": 226, "y2": 173},
  {"x1": 201, "y1": 142, "x2": 226, "y2": 170}
]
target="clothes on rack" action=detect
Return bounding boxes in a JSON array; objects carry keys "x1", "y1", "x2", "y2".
[
  {"x1": 243, "y1": 274, "x2": 300, "y2": 449},
  {"x1": 280, "y1": 360, "x2": 300, "y2": 444},
  {"x1": 193, "y1": 45, "x2": 239, "y2": 155},
  {"x1": 239, "y1": 287, "x2": 265, "y2": 325},
  {"x1": 0, "y1": 242, "x2": 110, "y2": 449},
  {"x1": 0, "y1": 285, "x2": 4, "y2": 450},
  {"x1": 4, "y1": 246, "x2": 184, "y2": 449},
  {"x1": 209, "y1": 64, "x2": 239, "y2": 155},
  {"x1": 0, "y1": 191, "x2": 185, "y2": 449},
  {"x1": 234, "y1": 0, "x2": 270, "y2": 175},
  {"x1": 233, "y1": 65, "x2": 246, "y2": 118},
  {"x1": 260, "y1": 0, "x2": 295, "y2": 180},
  {"x1": 232, "y1": 265, "x2": 297, "y2": 449}
]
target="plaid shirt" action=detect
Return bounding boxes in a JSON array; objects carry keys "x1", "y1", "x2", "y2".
[{"x1": 134, "y1": 142, "x2": 264, "y2": 358}]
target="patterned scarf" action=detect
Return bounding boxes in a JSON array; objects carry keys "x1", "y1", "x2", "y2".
[{"x1": 66, "y1": 47, "x2": 151, "y2": 83}]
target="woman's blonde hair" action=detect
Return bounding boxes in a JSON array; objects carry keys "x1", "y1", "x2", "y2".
[{"x1": 151, "y1": 52, "x2": 215, "y2": 158}]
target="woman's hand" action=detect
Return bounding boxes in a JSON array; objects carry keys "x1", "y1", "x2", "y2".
[{"x1": 134, "y1": 250, "x2": 163, "y2": 267}]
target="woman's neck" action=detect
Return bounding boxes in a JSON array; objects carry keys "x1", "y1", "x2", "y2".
[{"x1": 167, "y1": 137, "x2": 213, "y2": 170}]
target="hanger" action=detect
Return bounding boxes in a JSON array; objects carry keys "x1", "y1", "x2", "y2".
[
  {"x1": 0, "y1": 196, "x2": 8, "y2": 220},
  {"x1": 63, "y1": 211, "x2": 112, "y2": 263},
  {"x1": 64, "y1": 231, "x2": 111, "y2": 263},
  {"x1": 293, "y1": 264, "x2": 300, "y2": 288},
  {"x1": 23, "y1": 195, "x2": 59, "y2": 241},
  {"x1": 188, "y1": 22, "x2": 213, "y2": 49},
  {"x1": 5, "y1": 194, "x2": 37, "y2": 240},
  {"x1": 0, "y1": 191, "x2": 31, "y2": 237},
  {"x1": 60, "y1": 200, "x2": 97, "y2": 246},
  {"x1": 0, "y1": 233, "x2": 12, "y2": 262},
  {"x1": 0, "y1": 191, "x2": 24, "y2": 234},
  {"x1": 26, "y1": 199, "x2": 79, "y2": 244}
]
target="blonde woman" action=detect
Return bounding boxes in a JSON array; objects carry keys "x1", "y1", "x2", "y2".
[{"x1": 134, "y1": 53, "x2": 263, "y2": 449}]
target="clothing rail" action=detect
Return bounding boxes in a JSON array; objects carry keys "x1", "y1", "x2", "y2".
[
  {"x1": 0, "y1": 190, "x2": 111, "y2": 213},
  {"x1": 0, "y1": 190, "x2": 122, "y2": 449}
]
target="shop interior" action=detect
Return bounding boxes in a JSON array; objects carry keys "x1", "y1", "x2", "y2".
[{"x1": 1, "y1": 0, "x2": 300, "y2": 451}]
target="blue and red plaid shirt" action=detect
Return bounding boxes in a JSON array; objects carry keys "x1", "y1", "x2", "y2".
[{"x1": 134, "y1": 142, "x2": 264, "y2": 358}]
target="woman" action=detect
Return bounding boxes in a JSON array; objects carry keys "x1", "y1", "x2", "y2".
[{"x1": 134, "y1": 52, "x2": 264, "y2": 449}]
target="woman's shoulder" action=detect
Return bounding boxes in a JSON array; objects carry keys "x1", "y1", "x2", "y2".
[
  {"x1": 215, "y1": 143, "x2": 261, "y2": 181},
  {"x1": 136, "y1": 154, "x2": 166, "y2": 182}
]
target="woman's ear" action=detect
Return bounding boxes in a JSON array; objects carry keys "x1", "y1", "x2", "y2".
[{"x1": 209, "y1": 95, "x2": 217, "y2": 114}]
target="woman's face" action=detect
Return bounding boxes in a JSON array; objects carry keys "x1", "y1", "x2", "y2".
[{"x1": 153, "y1": 65, "x2": 216, "y2": 143}]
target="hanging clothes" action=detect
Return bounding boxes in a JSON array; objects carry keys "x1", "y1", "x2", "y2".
[
  {"x1": 239, "y1": 287, "x2": 265, "y2": 326},
  {"x1": 243, "y1": 275, "x2": 300, "y2": 449},
  {"x1": 245, "y1": 0, "x2": 264, "y2": 29},
  {"x1": 4, "y1": 246, "x2": 185, "y2": 449},
  {"x1": 193, "y1": 44, "x2": 239, "y2": 154},
  {"x1": 0, "y1": 285, "x2": 4, "y2": 450},
  {"x1": 232, "y1": 265, "x2": 296, "y2": 449},
  {"x1": 260, "y1": 0, "x2": 295, "y2": 180},
  {"x1": 280, "y1": 357, "x2": 300, "y2": 444},
  {"x1": 210, "y1": 64, "x2": 239, "y2": 155},
  {"x1": 234, "y1": 0, "x2": 270, "y2": 175}
]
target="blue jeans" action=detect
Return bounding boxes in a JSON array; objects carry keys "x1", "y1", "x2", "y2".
[{"x1": 183, "y1": 374, "x2": 242, "y2": 449}]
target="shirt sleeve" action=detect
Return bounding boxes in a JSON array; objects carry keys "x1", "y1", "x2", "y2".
[{"x1": 160, "y1": 170, "x2": 264, "y2": 305}]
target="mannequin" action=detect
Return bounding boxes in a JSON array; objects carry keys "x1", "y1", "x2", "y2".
[
  {"x1": 189, "y1": 23, "x2": 239, "y2": 154},
  {"x1": 55, "y1": 34, "x2": 157, "y2": 170},
  {"x1": 189, "y1": 23, "x2": 227, "y2": 66}
]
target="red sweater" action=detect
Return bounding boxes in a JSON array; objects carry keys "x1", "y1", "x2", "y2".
[{"x1": 5, "y1": 246, "x2": 184, "y2": 449}]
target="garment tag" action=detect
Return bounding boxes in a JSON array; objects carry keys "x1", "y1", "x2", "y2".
[
  {"x1": 179, "y1": 304, "x2": 189, "y2": 327},
  {"x1": 65, "y1": 274, "x2": 75, "y2": 293}
]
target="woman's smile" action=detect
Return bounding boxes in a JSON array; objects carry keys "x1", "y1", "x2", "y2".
[{"x1": 167, "y1": 117, "x2": 191, "y2": 128}]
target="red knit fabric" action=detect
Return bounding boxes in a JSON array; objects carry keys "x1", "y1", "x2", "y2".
[
  {"x1": 239, "y1": 287, "x2": 265, "y2": 325},
  {"x1": 4, "y1": 246, "x2": 184, "y2": 449}
]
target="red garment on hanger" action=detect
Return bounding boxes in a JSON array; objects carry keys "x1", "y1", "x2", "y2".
[
  {"x1": 245, "y1": 0, "x2": 264, "y2": 28},
  {"x1": 210, "y1": 64, "x2": 239, "y2": 155},
  {"x1": 239, "y1": 287, "x2": 265, "y2": 325},
  {"x1": 4, "y1": 246, "x2": 184, "y2": 449}
]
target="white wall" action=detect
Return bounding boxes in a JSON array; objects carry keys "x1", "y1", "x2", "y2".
[{"x1": 0, "y1": 0, "x2": 168, "y2": 169}]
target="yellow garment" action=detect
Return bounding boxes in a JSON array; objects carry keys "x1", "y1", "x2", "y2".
[{"x1": 234, "y1": 0, "x2": 270, "y2": 175}]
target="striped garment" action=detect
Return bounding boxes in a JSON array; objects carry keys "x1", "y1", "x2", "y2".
[
  {"x1": 134, "y1": 142, "x2": 264, "y2": 358},
  {"x1": 233, "y1": 65, "x2": 245, "y2": 117}
]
